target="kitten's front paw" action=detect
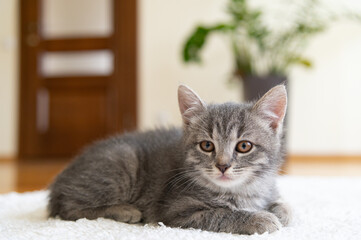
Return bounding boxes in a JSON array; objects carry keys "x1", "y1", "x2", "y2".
[
  {"x1": 243, "y1": 211, "x2": 282, "y2": 235},
  {"x1": 268, "y1": 202, "x2": 292, "y2": 226}
]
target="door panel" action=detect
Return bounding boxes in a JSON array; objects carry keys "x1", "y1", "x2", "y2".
[
  {"x1": 42, "y1": 0, "x2": 113, "y2": 39},
  {"x1": 19, "y1": 0, "x2": 137, "y2": 159},
  {"x1": 43, "y1": 87, "x2": 108, "y2": 156},
  {"x1": 40, "y1": 50, "x2": 114, "y2": 77}
]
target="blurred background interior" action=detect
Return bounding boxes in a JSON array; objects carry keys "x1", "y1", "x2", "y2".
[{"x1": 1, "y1": 0, "x2": 361, "y2": 194}]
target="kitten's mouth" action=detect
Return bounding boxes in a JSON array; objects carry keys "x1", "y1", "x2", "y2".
[{"x1": 218, "y1": 175, "x2": 232, "y2": 181}]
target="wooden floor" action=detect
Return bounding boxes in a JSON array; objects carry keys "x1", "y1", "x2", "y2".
[
  {"x1": 0, "y1": 156, "x2": 361, "y2": 194},
  {"x1": 284, "y1": 155, "x2": 361, "y2": 176},
  {"x1": 0, "y1": 159, "x2": 70, "y2": 193}
]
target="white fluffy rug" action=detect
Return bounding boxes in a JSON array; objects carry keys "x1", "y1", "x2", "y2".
[{"x1": 0, "y1": 176, "x2": 360, "y2": 240}]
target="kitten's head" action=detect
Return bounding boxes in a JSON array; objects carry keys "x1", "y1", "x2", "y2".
[{"x1": 178, "y1": 85, "x2": 287, "y2": 191}]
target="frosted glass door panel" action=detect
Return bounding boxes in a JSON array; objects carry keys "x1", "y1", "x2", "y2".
[
  {"x1": 42, "y1": 0, "x2": 113, "y2": 38},
  {"x1": 40, "y1": 51, "x2": 113, "y2": 77}
]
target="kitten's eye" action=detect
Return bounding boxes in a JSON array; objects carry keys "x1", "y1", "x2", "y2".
[
  {"x1": 200, "y1": 141, "x2": 215, "y2": 152},
  {"x1": 236, "y1": 141, "x2": 253, "y2": 153}
]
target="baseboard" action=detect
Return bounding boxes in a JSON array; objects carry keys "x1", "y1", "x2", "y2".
[
  {"x1": 287, "y1": 155, "x2": 361, "y2": 164},
  {"x1": 0, "y1": 156, "x2": 15, "y2": 163}
]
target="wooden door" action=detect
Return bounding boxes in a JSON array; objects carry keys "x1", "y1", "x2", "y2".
[{"x1": 19, "y1": 0, "x2": 137, "y2": 159}]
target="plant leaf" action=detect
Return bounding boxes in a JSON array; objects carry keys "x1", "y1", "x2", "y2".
[
  {"x1": 182, "y1": 24, "x2": 235, "y2": 63},
  {"x1": 288, "y1": 56, "x2": 313, "y2": 68}
]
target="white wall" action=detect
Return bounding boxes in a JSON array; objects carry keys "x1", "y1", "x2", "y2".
[
  {"x1": 138, "y1": 0, "x2": 240, "y2": 129},
  {"x1": 138, "y1": 0, "x2": 361, "y2": 155},
  {"x1": 1, "y1": 0, "x2": 361, "y2": 157},
  {"x1": 288, "y1": 22, "x2": 361, "y2": 155},
  {"x1": 0, "y1": 0, "x2": 18, "y2": 157}
]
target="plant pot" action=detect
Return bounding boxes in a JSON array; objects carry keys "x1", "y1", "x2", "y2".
[
  {"x1": 242, "y1": 74, "x2": 287, "y2": 102},
  {"x1": 242, "y1": 74, "x2": 289, "y2": 159}
]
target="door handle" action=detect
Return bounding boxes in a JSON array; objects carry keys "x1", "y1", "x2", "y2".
[
  {"x1": 36, "y1": 88, "x2": 49, "y2": 133},
  {"x1": 26, "y1": 22, "x2": 39, "y2": 47},
  {"x1": 26, "y1": 33, "x2": 39, "y2": 47}
]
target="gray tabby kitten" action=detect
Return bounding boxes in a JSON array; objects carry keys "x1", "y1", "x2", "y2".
[{"x1": 48, "y1": 85, "x2": 292, "y2": 235}]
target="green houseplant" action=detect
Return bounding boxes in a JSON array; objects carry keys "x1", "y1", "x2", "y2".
[{"x1": 182, "y1": 0, "x2": 359, "y2": 101}]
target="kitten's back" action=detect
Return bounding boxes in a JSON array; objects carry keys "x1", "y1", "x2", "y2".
[{"x1": 48, "y1": 127, "x2": 183, "y2": 221}]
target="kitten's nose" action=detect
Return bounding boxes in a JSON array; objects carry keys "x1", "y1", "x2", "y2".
[{"x1": 215, "y1": 163, "x2": 231, "y2": 174}]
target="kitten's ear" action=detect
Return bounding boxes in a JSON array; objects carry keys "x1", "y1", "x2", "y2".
[
  {"x1": 178, "y1": 85, "x2": 206, "y2": 125},
  {"x1": 252, "y1": 85, "x2": 287, "y2": 130}
]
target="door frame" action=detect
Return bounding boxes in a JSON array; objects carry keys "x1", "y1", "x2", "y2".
[{"x1": 18, "y1": 0, "x2": 137, "y2": 160}]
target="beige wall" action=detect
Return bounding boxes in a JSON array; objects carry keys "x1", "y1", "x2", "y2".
[
  {"x1": 138, "y1": 0, "x2": 361, "y2": 155},
  {"x1": 0, "y1": 0, "x2": 18, "y2": 157},
  {"x1": 138, "y1": 0, "x2": 240, "y2": 129},
  {"x1": 289, "y1": 22, "x2": 361, "y2": 155},
  {"x1": 1, "y1": 0, "x2": 361, "y2": 157}
]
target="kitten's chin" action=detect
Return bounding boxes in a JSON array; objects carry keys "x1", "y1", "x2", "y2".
[
  {"x1": 212, "y1": 177, "x2": 245, "y2": 189},
  {"x1": 199, "y1": 169, "x2": 253, "y2": 191},
  {"x1": 207, "y1": 174, "x2": 251, "y2": 189},
  {"x1": 194, "y1": 175, "x2": 247, "y2": 193}
]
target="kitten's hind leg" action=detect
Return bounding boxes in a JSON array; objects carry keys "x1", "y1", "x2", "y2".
[
  {"x1": 62, "y1": 204, "x2": 142, "y2": 223},
  {"x1": 104, "y1": 204, "x2": 142, "y2": 223}
]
